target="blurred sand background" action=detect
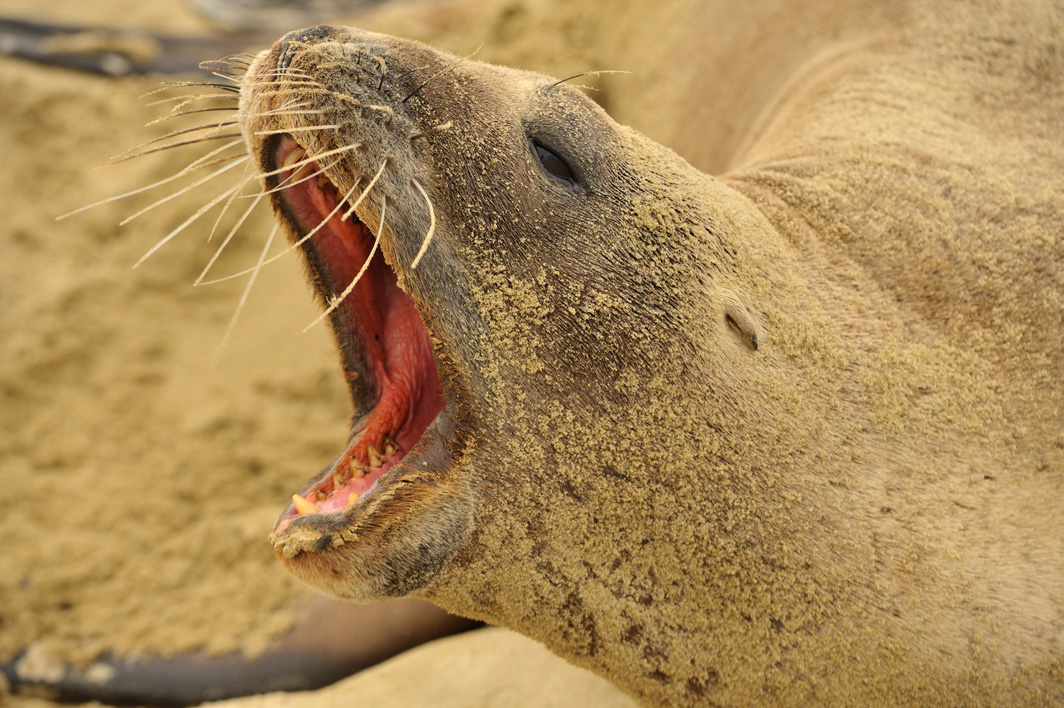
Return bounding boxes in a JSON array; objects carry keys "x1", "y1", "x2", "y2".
[{"x1": 0, "y1": 0, "x2": 904, "y2": 705}]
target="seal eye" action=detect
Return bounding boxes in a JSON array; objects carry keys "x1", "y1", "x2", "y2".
[{"x1": 532, "y1": 141, "x2": 576, "y2": 187}]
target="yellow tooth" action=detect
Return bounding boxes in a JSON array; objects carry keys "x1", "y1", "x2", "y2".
[
  {"x1": 349, "y1": 458, "x2": 365, "y2": 479},
  {"x1": 292, "y1": 493, "x2": 319, "y2": 515},
  {"x1": 346, "y1": 493, "x2": 361, "y2": 509},
  {"x1": 282, "y1": 146, "x2": 306, "y2": 169},
  {"x1": 333, "y1": 471, "x2": 347, "y2": 488},
  {"x1": 383, "y1": 435, "x2": 399, "y2": 458},
  {"x1": 367, "y1": 445, "x2": 383, "y2": 468}
]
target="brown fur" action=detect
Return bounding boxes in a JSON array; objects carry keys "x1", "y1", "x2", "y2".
[{"x1": 240, "y1": 3, "x2": 1063, "y2": 705}]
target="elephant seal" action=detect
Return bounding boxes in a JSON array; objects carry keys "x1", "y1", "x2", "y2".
[{"x1": 236, "y1": 7, "x2": 1063, "y2": 706}]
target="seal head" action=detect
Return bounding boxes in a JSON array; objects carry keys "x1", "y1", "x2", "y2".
[{"x1": 242, "y1": 26, "x2": 755, "y2": 607}]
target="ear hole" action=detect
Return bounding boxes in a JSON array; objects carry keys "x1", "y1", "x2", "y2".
[{"x1": 724, "y1": 306, "x2": 761, "y2": 352}]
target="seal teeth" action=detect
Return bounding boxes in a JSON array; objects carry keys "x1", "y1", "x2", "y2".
[
  {"x1": 282, "y1": 145, "x2": 307, "y2": 169},
  {"x1": 367, "y1": 444, "x2": 384, "y2": 468},
  {"x1": 346, "y1": 493, "x2": 361, "y2": 509},
  {"x1": 292, "y1": 493, "x2": 319, "y2": 515},
  {"x1": 383, "y1": 434, "x2": 400, "y2": 458},
  {"x1": 349, "y1": 458, "x2": 366, "y2": 478}
]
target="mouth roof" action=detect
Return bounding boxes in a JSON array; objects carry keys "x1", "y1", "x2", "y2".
[{"x1": 271, "y1": 136, "x2": 445, "y2": 532}]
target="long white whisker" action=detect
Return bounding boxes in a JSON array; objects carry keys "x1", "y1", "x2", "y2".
[
  {"x1": 409, "y1": 178, "x2": 436, "y2": 269},
  {"x1": 256, "y1": 101, "x2": 318, "y2": 116},
  {"x1": 341, "y1": 159, "x2": 388, "y2": 221},
  {"x1": 205, "y1": 180, "x2": 244, "y2": 243},
  {"x1": 254, "y1": 125, "x2": 341, "y2": 136},
  {"x1": 196, "y1": 189, "x2": 266, "y2": 285},
  {"x1": 147, "y1": 93, "x2": 239, "y2": 108},
  {"x1": 176, "y1": 138, "x2": 248, "y2": 174},
  {"x1": 123, "y1": 121, "x2": 238, "y2": 157},
  {"x1": 205, "y1": 161, "x2": 256, "y2": 243},
  {"x1": 57, "y1": 139, "x2": 246, "y2": 221},
  {"x1": 210, "y1": 222, "x2": 279, "y2": 368},
  {"x1": 252, "y1": 157, "x2": 339, "y2": 197},
  {"x1": 132, "y1": 175, "x2": 252, "y2": 268},
  {"x1": 112, "y1": 132, "x2": 244, "y2": 164},
  {"x1": 197, "y1": 177, "x2": 363, "y2": 285},
  {"x1": 256, "y1": 141, "x2": 363, "y2": 182},
  {"x1": 147, "y1": 106, "x2": 237, "y2": 126},
  {"x1": 119, "y1": 157, "x2": 247, "y2": 226},
  {"x1": 303, "y1": 198, "x2": 386, "y2": 332}
]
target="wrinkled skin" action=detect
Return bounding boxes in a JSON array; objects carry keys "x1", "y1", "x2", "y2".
[{"x1": 239, "y1": 14, "x2": 1063, "y2": 707}]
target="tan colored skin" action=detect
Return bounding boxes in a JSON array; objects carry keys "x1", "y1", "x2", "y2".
[{"x1": 239, "y1": 4, "x2": 1063, "y2": 706}]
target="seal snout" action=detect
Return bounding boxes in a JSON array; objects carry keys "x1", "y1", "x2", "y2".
[{"x1": 276, "y1": 25, "x2": 338, "y2": 73}]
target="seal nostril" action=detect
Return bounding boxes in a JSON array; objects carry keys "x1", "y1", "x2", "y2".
[{"x1": 277, "y1": 25, "x2": 337, "y2": 72}]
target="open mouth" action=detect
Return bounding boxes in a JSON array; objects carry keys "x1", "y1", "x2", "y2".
[{"x1": 270, "y1": 135, "x2": 445, "y2": 534}]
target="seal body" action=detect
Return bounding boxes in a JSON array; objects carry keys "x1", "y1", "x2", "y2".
[{"x1": 237, "y1": 5, "x2": 1064, "y2": 705}]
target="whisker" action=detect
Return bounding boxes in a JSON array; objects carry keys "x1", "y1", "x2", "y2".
[
  {"x1": 304, "y1": 198, "x2": 386, "y2": 332},
  {"x1": 237, "y1": 78, "x2": 317, "y2": 89},
  {"x1": 204, "y1": 177, "x2": 245, "y2": 243},
  {"x1": 112, "y1": 133, "x2": 245, "y2": 164},
  {"x1": 211, "y1": 221, "x2": 279, "y2": 367},
  {"x1": 249, "y1": 70, "x2": 315, "y2": 83},
  {"x1": 148, "y1": 93, "x2": 240, "y2": 107},
  {"x1": 127, "y1": 121, "x2": 239, "y2": 152},
  {"x1": 204, "y1": 161, "x2": 257, "y2": 243},
  {"x1": 254, "y1": 157, "x2": 339, "y2": 197},
  {"x1": 410, "y1": 121, "x2": 452, "y2": 143},
  {"x1": 254, "y1": 124, "x2": 341, "y2": 136},
  {"x1": 58, "y1": 140, "x2": 246, "y2": 220},
  {"x1": 254, "y1": 87, "x2": 360, "y2": 108},
  {"x1": 120, "y1": 157, "x2": 248, "y2": 226},
  {"x1": 133, "y1": 174, "x2": 253, "y2": 268},
  {"x1": 171, "y1": 138, "x2": 247, "y2": 173},
  {"x1": 546, "y1": 69, "x2": 632, "y2": 90},
  {"x1": 340, "y1": 159, "x2": 387, "y2": 221},
  {"x1": 196, "y1": 189, "x2": 265, "y2": 284},
  {"x1": 147, "y1": 106, "x2": 238, "y2": 126},
  {"x1": 198, "y1": 176, "x2": 364, "y2": 285},
  {"x1": 207, "y1": 69, "x2": 244, "y2": 81},
  {"x1": 201, "y1": 57, "x2": 250, "y2": 70},
  {"x1": 249, "y1": 107, "x2": 326, "y2": 119},
  {"x1": 152, "y1": 81, "x2": 242, "y2": 94},
  {"x1": 409, "y1": 178, "x2": 436, "y2": 269},
  {"x1": 371, "y1": 55, "x2": 388, "y2": 91},
  {"x1": 256, "y1": 141, "x2": 363, "y2": 182}
]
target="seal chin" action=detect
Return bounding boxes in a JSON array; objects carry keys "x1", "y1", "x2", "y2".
[{"x1": 264, "y1": 134, "x2": 461, "y2": 596}]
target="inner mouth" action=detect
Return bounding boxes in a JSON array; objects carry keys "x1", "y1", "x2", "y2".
[{"x1": 271, "y1": 136, "x2": 445, "y2": 533}]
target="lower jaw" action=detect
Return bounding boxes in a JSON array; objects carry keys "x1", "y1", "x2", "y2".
[{"x1": 269, "y1": 408, "x2": 457, "y2": 562}]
